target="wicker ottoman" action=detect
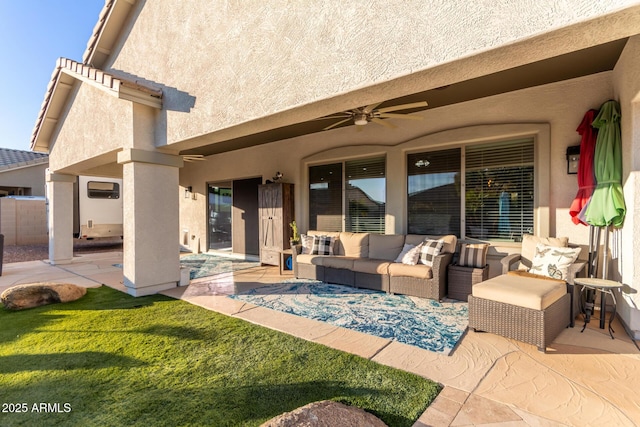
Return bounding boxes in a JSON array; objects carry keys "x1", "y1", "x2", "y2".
[{"x1": 448, "y1": 264, "x2": 489, "y2": 301}]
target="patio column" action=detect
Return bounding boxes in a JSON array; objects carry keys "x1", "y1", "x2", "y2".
[
  {"x1": 46, "y1": 170, "x2": 76, "y2": 265},
  {"x1": 117, "y1": 149, "x2": 184, "y2": 296}
]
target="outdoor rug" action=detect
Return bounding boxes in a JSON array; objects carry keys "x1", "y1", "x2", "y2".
[
  {"x1": 229, "y1": 279, "x2": 468, "y2": 354},
  {"x1": 180, "y1": 254, "x2": 260, "y2": 280},
  {"x1": 114, "y1": 254, "x2": 261, "y2": 280}
]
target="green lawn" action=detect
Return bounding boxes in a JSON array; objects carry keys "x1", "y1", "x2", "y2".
[{"x1": 0, "y1": 286, "x2": 440, "y2": 426}]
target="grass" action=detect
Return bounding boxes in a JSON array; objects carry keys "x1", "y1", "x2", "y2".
[{"x1": 0, "y1": 286, "x2": 440, "y2": 426}]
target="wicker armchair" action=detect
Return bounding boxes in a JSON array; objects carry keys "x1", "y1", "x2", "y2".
[{"x1": 468, "y1": 235, "x2": 586, "y2": 352}]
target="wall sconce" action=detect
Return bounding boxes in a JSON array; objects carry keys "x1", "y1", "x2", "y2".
[
  {"x1": 184, "y1": 186, "x2": 192, "y2": 199},
  {"x1": 566, "y1": 145, "x2": 580, "y2": 174}
]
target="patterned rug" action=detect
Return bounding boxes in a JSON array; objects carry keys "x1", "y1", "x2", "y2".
[
  {"x1": 180, "y1": 254, "x2": 260, "y2": 280},
  {"x1": 229, "y1": 280, "x2": 468, "y2": 354}
]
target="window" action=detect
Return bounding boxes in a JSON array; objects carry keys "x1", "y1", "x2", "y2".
[
  {"x1": 408, "y1": 149, "x2": 461, "y2": 235},
  {"x1": 408, "y1": 138, "x2": 534, "y2": 241},
  {"x1": 465, "y1": 139, "x2": 534, "y2": 240},
  {"x1": 309, "y1": 157, "x2": 386, "y2": 233},
  {"x1": 87, "y1": 181, "x2": 120, "y2": 199}
]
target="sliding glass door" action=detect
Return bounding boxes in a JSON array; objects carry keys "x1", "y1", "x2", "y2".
[{"x1": 208, "y1": 184, "x2": 232, "y2": 250}]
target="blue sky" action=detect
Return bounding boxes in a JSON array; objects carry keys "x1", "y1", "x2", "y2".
[{"x1": 0, "y1": 1, "x2": 104, "y2": 151}]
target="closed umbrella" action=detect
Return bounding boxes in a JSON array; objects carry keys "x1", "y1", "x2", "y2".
[
  {"x1": 581, "y1": 100, "x2": 626, "y2": 329},
  {"x1": 585, "y1": 100, "x2": 626, "y2": 229},
  {"x1": 569, "y1": 109, "x2": 598, "y2": 225}
]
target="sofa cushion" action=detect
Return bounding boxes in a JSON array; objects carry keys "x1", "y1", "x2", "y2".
[
  {"x1": 295, "y1": 254, "x2": 327, "y2": 266},
  {"x1": 472, "y1": 274, "x2": 567, "y2": 311},
  {"x1": 405, "y1": 234, "x2": 457, "y2": 254},
  {"x1": 528, "y1": 244, "x2": 581, "y2": 281},
  {"x1": 369, "y1": 234, "x2": 405, "y2": 261},
  {"x1": 388, "y1": 263, "x2": 433, "y2": 280},
  {"x1": 322, "y1": 257, "x2": 357, "y2": 270},
  {"x1": 339, "y1": 232, "x2": 370, "y2": 257},
  {"x1": 394, "y1": 244, "x2": 416, "y2": 263},
  {"x1": 352, "y1": 259, "x2": 391, "y2": 275}
]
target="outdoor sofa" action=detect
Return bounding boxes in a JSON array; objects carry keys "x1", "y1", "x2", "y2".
[{"x1": 292, "y1": 230, "x2": 457, "y2": 301}]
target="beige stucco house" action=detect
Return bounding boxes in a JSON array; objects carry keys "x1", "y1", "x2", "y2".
[{"x1": 31, "y1": 0, "x2": 640, "y2": 339}]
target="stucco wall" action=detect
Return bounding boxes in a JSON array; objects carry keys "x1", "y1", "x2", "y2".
[
  {"x1": 613, "y1": 35, "x2": 640, "y2": 337},
  {"x1": 178, "y1": 72, "x2": 614, "y2": 257},
  {"x1": 49, "y1": 82, "x2": 132, "y2": 173},
  {"x1": 107, "y1": 0, "x2": 640, "y2": 149}
]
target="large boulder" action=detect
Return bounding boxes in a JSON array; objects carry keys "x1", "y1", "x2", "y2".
[
  {"x1": 260, "y1": 400, "x2": 387, "y2": 427},
  {"x1": 1, "y1": 283, "x2": 87, "y2": 310}
]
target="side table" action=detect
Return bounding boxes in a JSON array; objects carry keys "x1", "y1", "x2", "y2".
[
  {"x1": 448, "y1": 264, "x2": 489, "y2": 302},
  {"x1": 574, "y1": 277, "x2": 622, "y2": 339},
  {"x1": 279, "y1": 249, "x2": 293, "y2": 275}
]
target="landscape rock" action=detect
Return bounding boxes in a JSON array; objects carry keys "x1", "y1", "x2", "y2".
[
  {"x1": 1, "y1": 282, "x2": 87, "y2": 310},
  {"x1": 260, "y1": 400, "x2": 387, "y2": 427}
]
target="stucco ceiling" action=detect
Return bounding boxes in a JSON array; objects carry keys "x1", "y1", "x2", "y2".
[{"x1": 180, "y1": 38, "x2": 628, "y2": 157}]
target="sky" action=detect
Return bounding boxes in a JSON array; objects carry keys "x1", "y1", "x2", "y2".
[{"x1": 0, "y1": 1, "x2": 105, "y2": 152}]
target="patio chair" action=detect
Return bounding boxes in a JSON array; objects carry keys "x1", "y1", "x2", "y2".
[{"x1": 468, "y1": 235, "x2": 586, "y2": 352}]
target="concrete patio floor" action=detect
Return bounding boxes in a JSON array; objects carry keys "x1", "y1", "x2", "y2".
[{"x1": 1, "y1": 251, "x2": 639, "y2": 426}]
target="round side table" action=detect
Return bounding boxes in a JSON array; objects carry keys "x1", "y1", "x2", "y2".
[{"x1": 574, "y1": 277, "x2": 622, "y2": 339}]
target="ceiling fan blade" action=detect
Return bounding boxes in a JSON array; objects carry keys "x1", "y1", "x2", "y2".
[
  {"x1": 312, "y1": 114, "x2": 352, "y2": 121},
  {"x1": 363, "y1": 102, "x2": 382, "y2": 113},
  {"x1": 323, "y1": 118, "x2": 352, "y2": 131},
  {"x1": 378, "y1": 113, "x2": 424, "y2": 120},
  {"x1": 182, "y1": 155, "x2": 206, "y2": 162},
  {"x1": 371, "y1": 117, "x2": 397, "y2": 129},
  {"x1": 376, "y1": 101, "x2": 428, "y2": 113}
]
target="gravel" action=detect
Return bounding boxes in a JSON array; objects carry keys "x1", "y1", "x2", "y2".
[{"x1": 2, "y1": 238, "x2": 123, "y2": 264}]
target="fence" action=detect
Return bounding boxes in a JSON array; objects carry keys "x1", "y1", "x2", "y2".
[{"x1": 0, "y1": 196, "x2": 48, "y2": 245}]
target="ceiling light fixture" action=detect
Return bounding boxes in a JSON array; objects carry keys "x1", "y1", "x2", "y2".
[{"x1": 354, "y1": 113, "x2": 369, "y2": 126}]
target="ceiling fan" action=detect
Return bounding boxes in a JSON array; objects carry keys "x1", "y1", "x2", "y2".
[{"x1": 318, "y1": 101, "x2": 428, "y2": 131}]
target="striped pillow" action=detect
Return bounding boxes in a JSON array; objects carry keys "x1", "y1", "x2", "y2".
[
  {"x1": 419, "y1": 239, "x2": 444, "y2": 267},
  {"x1": 458, "y1": 243, "x2": 489, "y2": 268}
]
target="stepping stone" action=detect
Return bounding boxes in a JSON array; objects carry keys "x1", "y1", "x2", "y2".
[
  {"x1": 260, "y1": 400, "x2": 387, "y2": 427},
  {"x1": 1, "y1": 282, "x2": 87, "y2": 310}
]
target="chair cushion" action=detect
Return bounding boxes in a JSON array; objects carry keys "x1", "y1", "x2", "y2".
[
  {"x1": 519, "y1": 235, "x2": 569, "y2": 268},
  {"x1": 458, "y1": 243, "x2": 489, "y2": 268},
  {"x1": 369, "y1": 234, "x2": 405, "y2": 261},
  {"x1": 528, "y1": 244, "x2": 581, "y2": 280},
  {"x1": 352, "y1": 259, "x2": 391, "y2": 275},
  {"x1": 339, "y1": 232, "x2": 370, "y2": 257},
  {"x1": 388, "y1": 263, "x2": 433, "y2": 280},
  {"x1": 472, "y1": 274, "x2": 567, "y2": 310}
]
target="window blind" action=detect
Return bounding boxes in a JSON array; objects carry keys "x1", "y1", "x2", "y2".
[
  {"x1": 345, "y1": 157, "x2": 386, "y2": 233},
  {"x1": 309, "y1": 163, "x2": 343, "y2": 232}
]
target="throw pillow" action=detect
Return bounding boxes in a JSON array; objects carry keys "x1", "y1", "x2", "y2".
[
  {"x1": 419, "y1": 239, "x2": 444, "y2": 267},
  {"x1": 300, "y1": 234, "x2": 315, "y2": 255},
  {"x1": 312, "y1": 235, "x2": 335, "y2": 255},
  {"x1": 401, "y1": 243, "x2": 423, "y2": 265},
  {"x1": 394, "y1": 244, "x2": 416, "y2": 263},
  {"x1": 458, "y1": 243, "x2": 489, "y2": 268},
  {"x1": 529, "y1": 243, "x2": 581, "y2": 280}
]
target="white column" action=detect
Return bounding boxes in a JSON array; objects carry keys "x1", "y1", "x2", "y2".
[
  {"x1": 46, "y1": 170, "x2": 76, "y2": 265},
  {"x1": 118, "y1": 149, "x2": 183, "y2": 296}
]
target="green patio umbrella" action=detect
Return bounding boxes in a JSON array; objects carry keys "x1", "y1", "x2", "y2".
[{"x1": 585, "y1": 100, "x2": 625, "y2": 227}]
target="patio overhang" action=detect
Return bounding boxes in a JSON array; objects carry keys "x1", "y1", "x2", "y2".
[
  {"x1": 177, "y1": 37, "x2": 628, "y2": 158},
  {"x1": 30, "y1": 58, "x2": 162, "y2": 153}
]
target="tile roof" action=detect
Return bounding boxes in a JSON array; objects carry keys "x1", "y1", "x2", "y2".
[{"x1": 0, "y1": 148, "x2": 48, "y2": 171}]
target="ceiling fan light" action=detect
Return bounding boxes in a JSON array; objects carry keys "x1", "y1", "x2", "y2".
[{"x1": 354, "y1": 113, "x2": 368, "y2": 126}]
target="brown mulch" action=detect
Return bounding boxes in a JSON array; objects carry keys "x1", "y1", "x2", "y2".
[{"x1": 2, "y1": 238, "x2": 123, "y2": 264}]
